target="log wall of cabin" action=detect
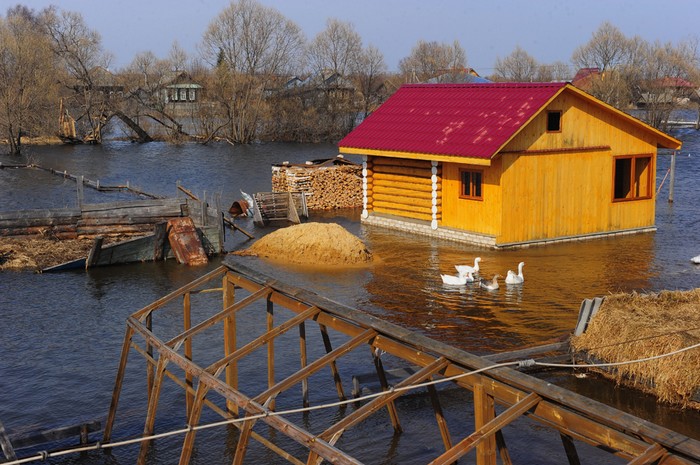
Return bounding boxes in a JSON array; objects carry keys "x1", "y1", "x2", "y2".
[
  {"x1": 440, "y1": 159, "x2": 502, "y2": 236},
  {"x1": 365, "y1": 157, "x2": 439, "y2": 222}
]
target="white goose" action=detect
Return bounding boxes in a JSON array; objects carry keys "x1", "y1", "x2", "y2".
[
  {"x1": 480, "y1": 274, "x2": 501, "y2": 291},
  {"x1": 455, "y1": 257, "x2": 481, "y2": 276},
  {"x1": 691, "y1": 255, "x2": 700, "y2": 264},
  {"x1": 505, "y1": 262, "x2": 525, "y2": 284},
  {"x1": 441, "y1": 271, "x2": 475, "y2": 285}
]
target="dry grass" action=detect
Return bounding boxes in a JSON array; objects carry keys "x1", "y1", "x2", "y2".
[
  {"x1": 571, "y1": 289, "x2": 700, "y2": 409},
  {"x1": 0, "y1": 235, "x2": 137, "y2": 272}
]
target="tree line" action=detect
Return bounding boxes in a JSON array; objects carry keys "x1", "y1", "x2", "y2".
[{"x1": 1, "y1": 1, "x2": 698, "y2": 155}]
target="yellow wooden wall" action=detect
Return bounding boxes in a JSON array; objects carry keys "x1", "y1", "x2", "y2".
[
  {"x1": 493, "y1": 91, "x2": 659, "y2": 244},
  {"x1": 366, "y1": 157, "x2": 438, "y2": 221},
  {"x1": 440, "y1": 159, "x2": 503, "y2": 235}
]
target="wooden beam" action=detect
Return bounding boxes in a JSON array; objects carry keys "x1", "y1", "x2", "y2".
[
  {"x1": 372, "y1": 349, "x2": 402, "y2": 433},
  {"x1": 560, "y1": 433, "x2": 581, "y2": 465},
  {"x1": 320, "y1": 324, "x2": 346, "y2": 401},
  {"x1": 103, "y1": 326, "x2": 134, "y2": 442},
  {"x1": 166, "y1": 286, "x2": 272, "y2": 349},
  {"x1": 223, "y1": 273, "x2": 237, "y2": 415},
  {"x1": 253, "y1": 328, "x2": 378, "y2": 405},
  {"x1": 474, "y1": 383, "x2": 497, "y2": 465},
  {"x1": 429, "y1": 392, "x2": 541, "y2": 465},
  {"x1": 127, "y1": 317, "x2": 363, "y2": 465},
  {"x1": 627, "y1": 443, "x2": 667, "y2": 465}
]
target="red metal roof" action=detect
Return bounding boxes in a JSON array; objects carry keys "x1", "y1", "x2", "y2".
[{"x1": 339, "y1": 82, "x2": 568, "y2": 159}]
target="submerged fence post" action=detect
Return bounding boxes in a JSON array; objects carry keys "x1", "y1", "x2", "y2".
[
  {"x1": 77, "y1": 175, "x2": 84, "y2": 208},
  {"x1": 668, "y1": 151, "x2": 676, "y2": 203}
]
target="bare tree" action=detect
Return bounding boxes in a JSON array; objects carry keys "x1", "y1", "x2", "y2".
[
  {"x1": 200, "y1": 0, "x2": 304, "y2": 143},
  {"x1": 493, "y1": 46, "x2": 538, "y2": 82},
  {"x1": 572, "y1": 21, "x2": 628, "y2": 73},
  {"x1": 306, "y1": 18, "x2": 365, "y2": 138},
  {"x1": 398, "y1": 40, "x2": 467, "y2": 83},
  {"x1": 635, "y1": 38, "x2": 700, "y2": 130},
  {"x1": 41, "y1": 7, "x2": 114, "y2": 143},
  {"x1": 354, "y1": 44, "x2": 388, "y2": 119},
  {"x1": 0, "y1": 7, "x2": 57, "y2": 155}
]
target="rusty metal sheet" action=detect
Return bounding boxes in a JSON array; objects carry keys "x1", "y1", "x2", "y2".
[{"x1": 167, "y1": 217, "x2": 208, "y2": 266}]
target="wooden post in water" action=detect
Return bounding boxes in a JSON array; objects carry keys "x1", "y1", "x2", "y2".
[
  {"x1": 0, "y1": 419, "x2": 17, "y2": 461},
  {"x1": 223, "y1": 272, "x2": 238, "y2": 415},
  {"x1": 473, "y1": 383, "x2": 497, "y2": 465},
  {"x1": 668, "y1": 150, "x2": 676, "y2": 203},
  {"x1": 77, "y1": 175, "x2": 84, "y2": 208},
  {"x1": 184, "y1": 292, "x2": 194, "y2": 418}
]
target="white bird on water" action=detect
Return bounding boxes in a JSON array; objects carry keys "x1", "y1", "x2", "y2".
[
  {"x1": 505, "y1": 262, "x2": 525, "y2": 284},
  {"x1": 441, "y1": 271, "x2": 475, "y2": 285},
  {"x1": 692, "y1": 255, "x2": 700, "y2": 264},
  {"x1": 455, "y1": 257, "x2": 481, "y2": 276},
  {"x1": 480, "y1": 274, "x2": 501, "y2": 291}
]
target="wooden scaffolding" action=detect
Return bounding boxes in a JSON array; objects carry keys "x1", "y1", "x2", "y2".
[{"x1": 103, "y1": 259, "x2": 700, "y2": 465}]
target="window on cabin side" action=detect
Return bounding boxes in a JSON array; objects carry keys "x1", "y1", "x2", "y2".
[
  {"x1": 171, "y1": 89, "x2": 178, "y2": 101},
  {"x1": 460, "y1": 169, "x2": 483, "y2": 200},
  {"x1": 613, "y1": 155, "x2": 652, "y2": 201},
  {"x1": 547, "y1": 111, "x2": 562, "y2": 132}
]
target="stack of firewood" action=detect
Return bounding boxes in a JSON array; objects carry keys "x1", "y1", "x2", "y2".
[{"x1": 272, "y1": 164, "x2": 362, "y2": 210}]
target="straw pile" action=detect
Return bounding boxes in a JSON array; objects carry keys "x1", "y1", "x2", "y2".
[
  {"x1": 570, "y1": 289, "x2": 700, "y2": 409},
  {"x1": 232, "y1": 222, "x2": 373, "y2": 267}
]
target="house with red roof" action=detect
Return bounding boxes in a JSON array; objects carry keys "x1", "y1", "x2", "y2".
[{"x1": 338, "y1": 82, "x2": 682, "y2": 248}]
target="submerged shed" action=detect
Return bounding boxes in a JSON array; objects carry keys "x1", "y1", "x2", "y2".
[{"x1": 338, "y1": 82, "x2": 682, "y2": 248}]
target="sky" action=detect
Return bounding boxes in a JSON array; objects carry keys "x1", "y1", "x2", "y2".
[{"x1": 12, "y1": 0, "x2": 700, "y2": 74}]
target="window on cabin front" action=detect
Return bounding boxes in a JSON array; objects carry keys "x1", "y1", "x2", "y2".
[
  {"x1": 547, "y1": 111, "x2": 562, "y2": 132},
  {"x1": 189, "y1": 89, "x2": 196, "y2": 101},
  {"x1": 613, "y1": 155, "x2": 652, "y2": 201},
  {"x1": 180, "y1": 89, "x2": 187, "y2": 100},
  {"x1": 460, "y1": 169, "x2": 483, "y2": 200},
  {"x1": 171, "y1": 89, "x2": 178, "y2": 101}
]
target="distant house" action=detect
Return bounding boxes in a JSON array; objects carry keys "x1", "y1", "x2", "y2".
[
  {"x1": 338, "y1": 82, "x2": 682, "y2": 248},
  {"x1": 571, "y1": 67, "x2": 602, "y2": 93},
  {"x1": 163, "y1": 73, "x2": 203, "y2": 104}
]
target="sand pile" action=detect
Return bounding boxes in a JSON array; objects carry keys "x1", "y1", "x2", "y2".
[
  {"x1": 571, "y1": 289, "x2": 700, "y2": 409},
  {"x1": 232, "y1": 222, "x2": 373, "y2": 266}
]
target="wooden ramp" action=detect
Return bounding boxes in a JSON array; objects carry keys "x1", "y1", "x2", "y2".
[
  {"x1": 103, "y1": 260, "x2": 700, "y2": 465},
  {"x1": 167, "y1": 217, "x2": 208, "y2": 266}
]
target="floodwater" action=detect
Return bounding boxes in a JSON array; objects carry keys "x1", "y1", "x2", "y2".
[{"x1": 2, "y1": 130, "x2": 700, "y2": 464}]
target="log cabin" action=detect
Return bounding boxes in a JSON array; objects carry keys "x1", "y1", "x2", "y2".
[{"x1": 338, "y1": 82, "x2": 682, "y2": 248}]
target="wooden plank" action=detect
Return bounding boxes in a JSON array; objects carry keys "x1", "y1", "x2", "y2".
[
  {"x1": 153, "y1": 222, "x2": 168, "y2": 260},
  {"x1": 474, "y1": 383, "x2": 497, "y2": 465},
  {"x1": 0, "y1": 419, "x2": 17, "y2": 461},
  {"x1": 627, "y1": 443, "x2": 667, "y2": 465},
  {"x1": 7, "y1": 420, "x2": 101, "y2": 450},
  {"x1": 484, "y1": 341, "x2": 570, "y2": 362},
  {"x1": 85, "y1": 236, "x2": 104, "y2": 269}
]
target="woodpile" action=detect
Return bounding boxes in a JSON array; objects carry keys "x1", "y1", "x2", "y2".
[{"x1": 271, "y1": 156, "x2": 362, "y2": 210}]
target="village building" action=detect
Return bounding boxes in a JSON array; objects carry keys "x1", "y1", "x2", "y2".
[
  {"x1": 338, "y1": 82, "x2": 682, "y2": 248},
  {"x1": 163, "y1": 72, "x2": 203, "y2": 105}
]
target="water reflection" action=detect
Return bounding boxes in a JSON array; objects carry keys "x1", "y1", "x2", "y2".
[{"x1": 3, "y1": 133, "x2": 700, "y2": 463}]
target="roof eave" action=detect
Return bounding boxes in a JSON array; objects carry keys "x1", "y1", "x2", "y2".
[{"x1": 338, "y1": 147, "x2": 492, "y2": 166}]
